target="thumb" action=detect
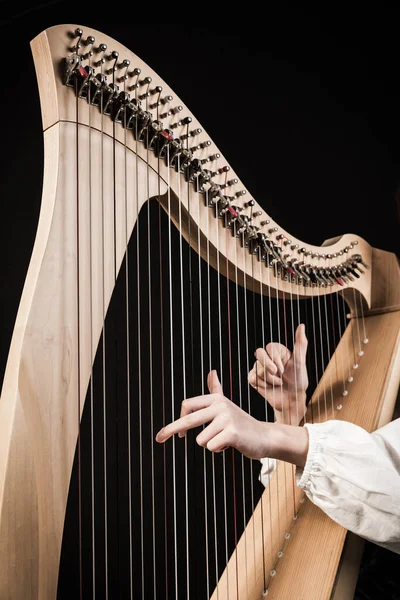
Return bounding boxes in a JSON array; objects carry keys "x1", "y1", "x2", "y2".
[
  {"x1": 207, "y1": 370, "x2": 223, "y2": 394},
  {"x1": 294, "y1": 323, "x2": 308, "y2": 356}
]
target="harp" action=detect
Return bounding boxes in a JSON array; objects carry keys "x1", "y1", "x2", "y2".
[{"x1": 0, "y1": 23, "x2": 399, "y2": 599}]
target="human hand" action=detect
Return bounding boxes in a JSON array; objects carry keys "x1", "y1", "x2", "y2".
[
  {"x1": 248, "y1": 323, "x2": 308, "y2": 425},
  {"x1": 155, "y1": 370, "x2": 273, "y2": 460}
]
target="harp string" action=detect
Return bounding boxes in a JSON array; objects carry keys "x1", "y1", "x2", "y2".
[
  {"x1": 87, "y1": 68, "x2": 96, "y2": 599},
  {"x1": 258, "y1": 246, "x2": 274, "y2": 581},
  {"x1": 143, "y1": 96, "x2": 157, "y2": 598},
  {"x1": 322, "y1": 293, "x2": 334, "y2": 420},
  {"x1": 75, "y1": 75, "x2": 83, "y2": 600},
  {"x1": 250, "y1": 246, "x2": 268, "y2": 589},
  {"x1": 206, "y1": 189, "x2": 220, "y2": 597},
  {"x1": 96, "y1": 72, "x2": 109, "y2": 600},
  {"x1": 265, "y1": 245, "x2": 282, "y2": 549},
  {"x1": 165, "y1": 144, "x2": 180, "y2": 597},
  {"x1": 287, "y1": 284, "x2": 298, "y2": 511},
  {"x1": 302, "y1": 287, "x2": 313, "y2": 424},
  {"x1": 233, "y1": 220, "x2": 249, "y2": 598},
  {"x1": 224, "y1": 207, "x2": 239, "y2": 599},
  {"x1": 195, "y1": 181, "x2": 209, "y2": 598},
  {"x1": 334, "y1": 292, "x2": 347, "y2": 397},
  {"x1": 317, "y1": 288, "x2": 328, "y2": 416},
  {"x1": 158, "y1": 174, "x2": 168, "y2": 597},
  {"x1": 280, "y1": 288, "x2": 296, "y2": 516},
  {"x1": 177, "y1": 150, "x2": 190, "y2": 596},
  {"x1": 242, "y1": 228, "x2": 257, "y2": 592},
  {"x1": 274, "y1": 265, "x2": 290, "y2": 530},
  {"x1": 213, "y1": 178, "x2": 230, "y2": 594},
  {"x1": 121, "y1": 77, "x2": 134, "y2": 600},
  {"x1": 132, "y1": 95, "x2": 145, "y2": 598}
]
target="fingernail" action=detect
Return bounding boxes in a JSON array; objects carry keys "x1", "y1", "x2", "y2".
[{"x1": 156, "y1": 431, "x2": 164, "y2": 442}]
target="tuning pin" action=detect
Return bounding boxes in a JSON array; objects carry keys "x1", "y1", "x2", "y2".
[
  {"x1": 117, "y1": 59, "x2": 131, "y2": 82},
  {"x1": 105, "y1": 51, "x2": 119, "y2": 75},
  {"x1": 71, "y1": 27, "x2": 83, "y2": 51},
  {"x1": 94, "y1": 43, "x2": 107, "y2": 66},
  {"x1": 82, "y1": 35, "x2": 95, "y2": 59}
]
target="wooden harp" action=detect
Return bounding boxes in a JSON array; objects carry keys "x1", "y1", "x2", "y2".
[{"x1": 0, "y1": 23, "x2": 399, "y2": 599}]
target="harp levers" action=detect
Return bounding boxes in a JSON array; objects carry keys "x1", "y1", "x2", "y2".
[{"x1": 0, "y1": 23, "x2": 399, "y2": 600}]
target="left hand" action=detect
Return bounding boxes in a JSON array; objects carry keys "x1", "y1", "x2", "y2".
[
  {"x1": 248, "y1": 323, "x2": 308, "y2": 425},
  {"x1": 155, "y1": 370, "x2": 274, "y2": 460}
]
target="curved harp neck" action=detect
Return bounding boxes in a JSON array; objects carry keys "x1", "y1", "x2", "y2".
[{"x1": 31, "y1": 24, "x2": 380, "y2": 307}]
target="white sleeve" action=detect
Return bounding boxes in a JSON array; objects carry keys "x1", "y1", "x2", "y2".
[{"x1": 295, "y1": 418, "x2": 400, "y2": 554}]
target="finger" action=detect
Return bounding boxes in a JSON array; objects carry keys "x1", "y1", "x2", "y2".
[
  {"x1": 253, "y1": 348, "x2": 278, "y2": 376},
  {"x1": 265, "y1": 343, "x2": 288, "y2": 374},
  {"x1": 178, "y1": 394, "x2": 220, "y2": 437},
  {"x1": 206, "y1": 429, "x2": 231, "y2": 453},
  {"x1": 196, "y1": 420, "x2": 224, "y2": 448},
  {"x1": 248, "y1": 368, "x2": 283, "y2": 388},
  {"x1": 207, "y1": 370, "x2": 223, "y2": 394},
  {"x1": 253, "y1": 359, "x2": 283, "y2": 382},
  {"x1": 179, "y1": 395, "x2": 218, "y2": 419},
  {"x1": 156, "y1": 406, "x2": 215, "y2": 442}
]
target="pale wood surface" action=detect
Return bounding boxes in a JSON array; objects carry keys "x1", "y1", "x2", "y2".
[
  {"x1": 31, "y1": 25, "x2": 376, "y2": 305},
  {"x1": 0, "y1": 122, "x2": 166, "y2": 599},
  {"x1": 210, "y1": 309, "x2": 400, "y2": 599},
  {"x1": 0, "y1": 22, "x2": 398, "y2": 600}
]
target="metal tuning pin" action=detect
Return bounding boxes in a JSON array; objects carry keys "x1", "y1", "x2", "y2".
[
  {"x1": 221, "y1": 178, "x2": 238, "y2": 189},
  {"x1": 70, "y1": 28, "x2": 83, "y2": 51},
  {"x1": 170, "y1": 116, "x2": 192, "y2": 129},
  {"x1": 181, "y1": 127, "x2": 202, "y2": 141},
  {"x1": 82, "y1": 36, "x2": 95, "y2": 60},
  {"x1": 128, "y1": 68, "x2": 141, "y2": 91},
  {"x1": 148, "y1": 87, "x2": 164, "y2": 109},
  {"x1": 117, "y1": 59, "x2": 131, "y2": 83},
  {"x1": 353, "y1": 254, "x2": 370, "y2": 270},
  {"x1": 106, "y1": 51, "x2": 120, "y2": 75},
  {"x1": 94, "y1": 43, "x2": 107, "y2": 67}
]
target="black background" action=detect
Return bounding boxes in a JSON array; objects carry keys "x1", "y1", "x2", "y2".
[
  {"x1": 1, "y1": 9, "x2": 400, "y2": 384},
  {"x1": 1, "y1": 7, "x2": 400, "y2": 599}
]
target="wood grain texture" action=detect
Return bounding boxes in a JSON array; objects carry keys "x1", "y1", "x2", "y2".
[
  {"x1": 30, "y1": 25, "x2": 376, "y2": 305},
  {"x1": 210, "y1": 309, "x2": 400, "y2": 599},
  {"x1": 0, "y1": 22, "x2": 398, "y2": 599}
]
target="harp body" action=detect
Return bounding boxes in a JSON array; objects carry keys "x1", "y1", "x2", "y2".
[{"x1": 0, "y1": 24, "x2": 399, "y2": 599}]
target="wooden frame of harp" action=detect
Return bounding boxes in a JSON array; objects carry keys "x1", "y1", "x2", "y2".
[{"x1": 0, "y1": 23, "x2": 399, "y2": 600}]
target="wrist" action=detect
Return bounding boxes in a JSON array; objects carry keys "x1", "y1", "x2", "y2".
[
  {"x1": 268, "y1": 422, "x2": 309, "y2": 467},
  {"x1": 274, "y1": 391, "x2": 307, "y2": 426}
]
